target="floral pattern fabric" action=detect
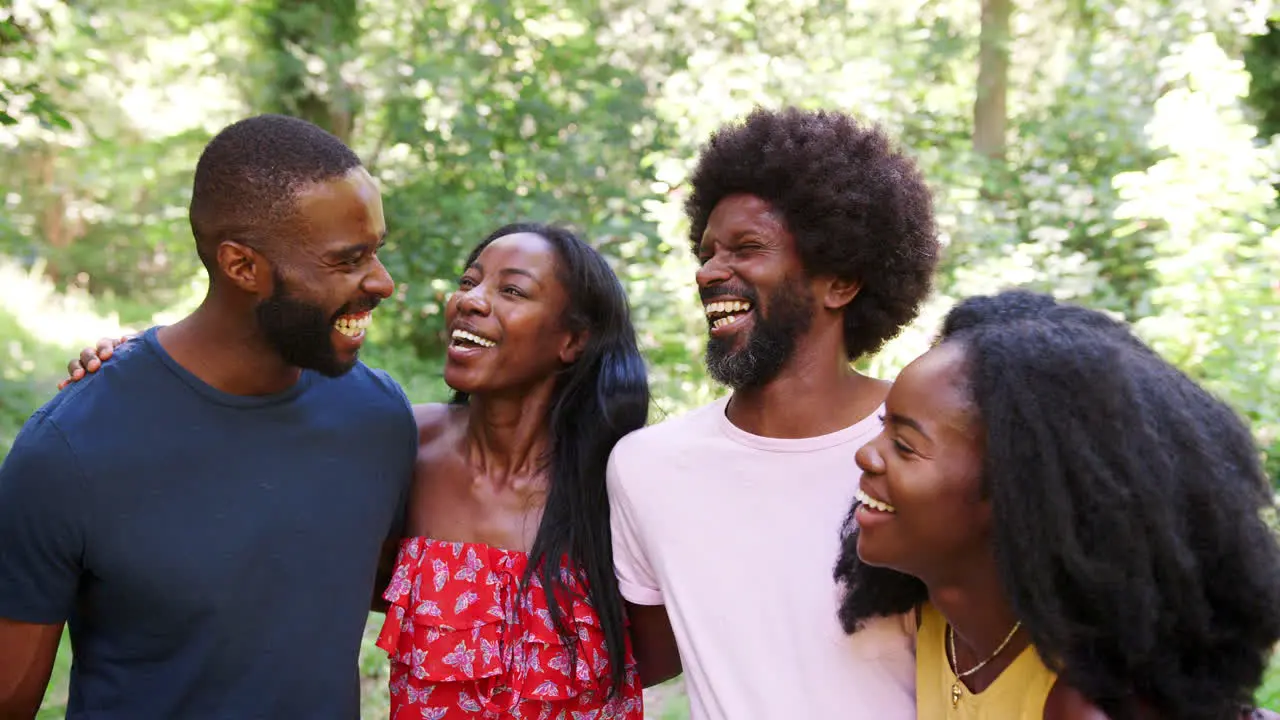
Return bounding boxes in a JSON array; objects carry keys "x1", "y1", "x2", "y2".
[{"x1": 376, "y1": 537, "x2": 643, "y2": 719}]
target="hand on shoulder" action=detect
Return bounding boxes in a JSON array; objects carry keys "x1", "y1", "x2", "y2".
[{"x1": 57, "y1": 335, "x2": 135, "y2": 389}]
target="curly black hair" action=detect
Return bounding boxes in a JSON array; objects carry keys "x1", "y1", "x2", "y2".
[
  {"x1": 189, "y1": 114, "x2": 362, "y2": 274},
  {"x1": 685, "y1": 106, "x2": 940, "y2": 360},
  {"x1": 834, "y1": 289, "x2": 1280, "y2": 720}
]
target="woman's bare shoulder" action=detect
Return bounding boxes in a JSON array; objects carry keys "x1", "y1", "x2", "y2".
[{"x1": 413, "y1": 403, "x2": 463, "y2": 444}]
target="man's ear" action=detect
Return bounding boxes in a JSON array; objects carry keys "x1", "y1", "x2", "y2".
[
  {"x1": 217, "y1": 241, "x2": 268, "y2": 295},
  {"x1": 822, "y1": 276, "x2": 862, "y2": 311},
  {"x1": 559, "y1": 330, "x2": 589, "y2": 365}
]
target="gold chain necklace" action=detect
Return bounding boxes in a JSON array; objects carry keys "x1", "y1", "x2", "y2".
[{"x1": 946, "y1": 620, "x2": 1022, "y2": 708}]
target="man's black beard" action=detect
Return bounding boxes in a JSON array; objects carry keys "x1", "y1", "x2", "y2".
[
  {"x1": 704, "y1": 277, "x2": 813, "y2": 391},
  {"x1": 255, "y1": 271, "x2": 368, "y2": 378}
]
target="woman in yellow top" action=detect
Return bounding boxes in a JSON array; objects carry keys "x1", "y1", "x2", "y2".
[{"x1": 833, "y1": 289, "x2": 1280, "y2": 720}]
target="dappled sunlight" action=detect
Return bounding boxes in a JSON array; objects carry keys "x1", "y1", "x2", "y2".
[
  {"x1": 0, "y1": 256, "x2": 205, "y2": 348},
  {"x1": 0, "y1": 258, "x2": 133, "y2": 348},
  {"x1": 2, "y1": 0, "x2": 1279, "y2": 716}
]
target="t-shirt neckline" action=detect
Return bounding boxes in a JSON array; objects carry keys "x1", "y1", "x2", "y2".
[
  {"x1": 713, "y1": 395, "x2": 884, "y2": 452},
  {"x1": 142, "y1": 326, "x2": 314, "y2": 409}
]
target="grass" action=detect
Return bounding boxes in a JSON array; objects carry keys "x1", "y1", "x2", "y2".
[
  {"x1": 34, "y1": 631, "x2": 72, "y2": 720},
  {"x1": 1260, "y1": 651, "x2": 1280, "y2": 711}
]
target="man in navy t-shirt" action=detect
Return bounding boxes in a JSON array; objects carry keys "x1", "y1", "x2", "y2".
[{"x1": 0, "y1": 115, "x2": 418, "y2": 718}]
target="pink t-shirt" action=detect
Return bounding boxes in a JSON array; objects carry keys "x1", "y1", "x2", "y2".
[{"x1": 608, "y1": 397, "x2": 916, "y2": 720}]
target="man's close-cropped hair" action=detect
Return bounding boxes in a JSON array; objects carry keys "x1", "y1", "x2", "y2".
[{"x1": 189, "y1": 113, "x2": 363, "y2": 271}]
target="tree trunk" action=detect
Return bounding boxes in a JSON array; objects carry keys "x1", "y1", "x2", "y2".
[
  {"x1": 974, "y1": 0, "x2": 1012, "y2": 160},
  {"x1": 257, "y1": 0, "x2": 361, "y2": 144}
]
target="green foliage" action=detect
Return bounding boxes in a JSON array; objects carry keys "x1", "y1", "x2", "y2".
[
  {"x1": 0, "y1": 309, "x2": 58, "y2": 455},
  {"x1": 0, "y1": 0, "x2": 247, "y2": 303},
  {"x1": 1113, "y1": 33, "x2": 1280, "y2": 481},
  {"x1": 0, "y1": 2, "x2": 73, "y2": 129},
  {"x1": 352, "y1": 0, "x2": 669, "y2": 393},
  {"x1": 247, "y1": 0, "x2": 361, "y2": 140},
  {"x1": 3, "y1": 1, "x2": 1280, "y2": 712},
  {"x1": 1261, "y1": 651, "x2": 1280, "y2": 711},
  {"x1": 1245, "y1": 20, "x2": 1280, "y2": 140},
  {"x1": 0, "y1": 259, "x2": 139, "y2": 454}
]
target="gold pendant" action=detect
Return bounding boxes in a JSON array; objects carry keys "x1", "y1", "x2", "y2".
[{"x1": 951, "y1": 681, "x2": 962, "y2": 707}]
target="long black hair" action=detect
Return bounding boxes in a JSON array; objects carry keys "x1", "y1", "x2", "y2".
[
  {"x1": 834, "y1": 289, "x2": 1280, "y2": 719},
  {"x1": 452, "y1": 223, "x2": 650, "y2": 695}
]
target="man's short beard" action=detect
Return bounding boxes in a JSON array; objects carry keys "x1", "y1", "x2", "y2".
[
  {"x1": 255, "y1": 270, "x2": 355, "y2": 378},
  {"x1": 705, "y1": 277, "x2": 813, "y2": 390}
]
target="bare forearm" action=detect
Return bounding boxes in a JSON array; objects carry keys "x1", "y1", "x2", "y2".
[
  {"x1": 625, "y1": 602, "x2": 683, "y2": 688},
  {"x1": 0, "y1": 620, "x2": 62, "y2": 720}
]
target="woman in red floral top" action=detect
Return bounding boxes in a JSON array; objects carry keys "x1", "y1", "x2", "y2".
[{"x1": 374, "y1": 223, "x2": 648, "y2": 719}]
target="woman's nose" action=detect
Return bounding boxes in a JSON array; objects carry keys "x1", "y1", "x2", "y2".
[
  {"x1": 456, "y1": 286, "x2": 491, "y2": 316},
  {"x1": 855, "y1": 440, "x2": 886, "y2": 476}
]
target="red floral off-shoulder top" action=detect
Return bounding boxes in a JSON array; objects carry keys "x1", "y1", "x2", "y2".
[{"x1": 376, "y1": 537, "x2": 643, "y2": 719}]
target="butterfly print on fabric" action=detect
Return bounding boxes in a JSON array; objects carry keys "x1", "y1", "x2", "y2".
[{"x1": 376, "y1": 538, "x2": 642, "y2": 720}]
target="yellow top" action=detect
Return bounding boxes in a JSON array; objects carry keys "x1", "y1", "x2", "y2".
[{"x1": 916, "y1": 603, "x2": 1059, "y2": 719}]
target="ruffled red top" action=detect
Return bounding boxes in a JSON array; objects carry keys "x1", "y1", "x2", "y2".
[{"x1": 376, "y1": 537, "x2": 643, "y2": 719}]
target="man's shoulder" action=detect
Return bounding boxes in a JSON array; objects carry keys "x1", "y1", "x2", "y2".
[
  {"x1": 4, "y1": 404, "x2": 70, "y2": 462},
  {"x1": 39, "y1": 335, "x2": 160, "y2": 427},
  {"x1": 314, "y1": 363, "x2": 416, "y2": 458},
  {"x1": 319, "y1": 362, "x2": 410, "y2": 410},
  {"x1": 4, "y1": 363, "x2": 145, "y2": 478}
]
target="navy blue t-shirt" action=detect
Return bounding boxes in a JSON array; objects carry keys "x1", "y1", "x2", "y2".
[{"x1": 0, "y1": 328, "x2": 416, "y2": 719}]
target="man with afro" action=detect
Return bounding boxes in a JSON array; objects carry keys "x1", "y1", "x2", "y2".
[{"x1": 608, "y1": 107, "x2": 939, "y2": 719}]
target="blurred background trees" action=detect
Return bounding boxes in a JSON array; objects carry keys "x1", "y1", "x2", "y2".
[{"x1": 2, "y1": 0, "x2": 1279, "y2": 713}]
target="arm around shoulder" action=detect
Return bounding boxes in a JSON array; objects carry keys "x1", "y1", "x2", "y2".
[{"x1": 626, "y1": 602, "x2": 682, "y2": 688}]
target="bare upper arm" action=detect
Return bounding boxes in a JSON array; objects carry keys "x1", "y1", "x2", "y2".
[
  {"x1": 1043, "y1": 680, "x2": 1111, "y2": 720},
  {"x1": 370, "y1": 401, "x2": 452, "y2": 613},
  {"x1": 626, "y1": 602, "x2": 682, "y2": 688},
  {"x1": 0, "y1": 618, "x2": 63, "y2": 717},
  {"x1": 371, "y1": 404, "x2": 444, "y2": 614}
]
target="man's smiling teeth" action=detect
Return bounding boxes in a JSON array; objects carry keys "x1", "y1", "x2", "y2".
[
  {"x1": 334, "y1": 314, "x2": 371, "y2": 338},
  {"x1": 451, "y1": 329, "x2": 496, "y2": 348},
  {"x1": 856, "y1": 489, "x2": 896, "y2": 513},
  {"x1": 705, "y1": 301, "x2": 753, "y2": 329}
]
